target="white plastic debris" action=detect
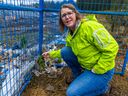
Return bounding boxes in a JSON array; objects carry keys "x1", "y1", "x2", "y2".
[
  {"x1": 46, "y1": 84, "x2": 54, "y2": 91},
  {"x1": 32, "y1": 69, "x2": 42, "y2": 77}
]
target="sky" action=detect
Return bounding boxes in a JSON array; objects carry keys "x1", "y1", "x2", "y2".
[
  {"x1": 3, "y1": 0, "x2": 38, "y2": 5},
  {"x1": 45, "y1": 0, "x2": 63, "y2": 1},
  {"x1": 3, "y1": 0, "x2": 76, "y2": 4},
  {"x1": 46, "y1": 0, "x2": 76, "y2": 1},
  {"x1": 2, "y1": 0, "x2": 76, "y2": 5}
]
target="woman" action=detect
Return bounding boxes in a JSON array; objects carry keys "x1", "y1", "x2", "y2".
[{"x1": 43, "y1": 4, "x2": 119, "y2": 96}]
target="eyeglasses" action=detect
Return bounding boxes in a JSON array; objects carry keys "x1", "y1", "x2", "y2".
[{"x1": 61, "y1": 11, "x2": 74, "y2": 19}]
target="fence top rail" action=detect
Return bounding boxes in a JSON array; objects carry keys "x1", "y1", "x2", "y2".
[
  {"x1": 0, "y1": 4, "x2": 41, "y2": 11},
  {"x1": 43, "y1": 8, "x2": 128, "y2": 16},
  {"x1": 0, "y1": 3, "x2": 128, "y2": 16}
]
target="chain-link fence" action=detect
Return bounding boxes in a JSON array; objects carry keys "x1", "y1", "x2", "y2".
[{"x1": 0, "y1": 0, "x2": 128, "y2": 96}]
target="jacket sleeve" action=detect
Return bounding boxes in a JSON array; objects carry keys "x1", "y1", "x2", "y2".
[
  {"x1": 49, "y1": 33, "x2": 71, "y2": 59},
  {"x1": 49, "y1": 41, "x2": 70, "y2": 59},
  {"x1": 91, "y1": 27, "x2": 119, "y2": 74},
  {"x1": 49, "y1": 49, "x2": 61, "y2": 59}
]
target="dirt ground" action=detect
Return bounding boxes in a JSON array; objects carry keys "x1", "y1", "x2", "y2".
[{"x1": 21, "y1": 67, "x2": 128, "y2": 96}]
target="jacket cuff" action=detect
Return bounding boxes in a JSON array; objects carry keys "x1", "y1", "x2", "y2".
[
  {"x1": 49, "y1": 49, "x2": 61, "y2": 59},
  {"x1": 92, "y1": 65, "x2": 107, "y2": 74},
  {"x1": 91, "y1": 68, "x2": 95, "y2": 73}
]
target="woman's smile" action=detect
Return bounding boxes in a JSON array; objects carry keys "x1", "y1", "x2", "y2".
[{"x1": 61, "y1": 8, "x2": 76, "y2": 30}]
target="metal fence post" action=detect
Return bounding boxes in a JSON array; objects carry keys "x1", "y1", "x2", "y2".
[
  {"x1": 39, "y1": 0, "x2": 44, "y2": 55},
  {"x1": 121, "y1": 49, "x2": 128, "y2": 75}
]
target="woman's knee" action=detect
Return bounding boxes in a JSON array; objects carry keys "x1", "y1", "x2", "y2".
[
  {"x1": 61, "y1": 47, "x2": 71, "y2": 55},
  {"x1": 61, "y1": 47, "x2": 73, "y2": 59}
]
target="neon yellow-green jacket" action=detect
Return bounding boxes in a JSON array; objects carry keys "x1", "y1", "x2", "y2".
[{"x1": 49, "y1": 15, "x2": 119, "y2": 74}]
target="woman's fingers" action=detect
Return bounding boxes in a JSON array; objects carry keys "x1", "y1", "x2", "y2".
[{"x1": 42, "y1": 52, "x2": 50, "y2": 59}]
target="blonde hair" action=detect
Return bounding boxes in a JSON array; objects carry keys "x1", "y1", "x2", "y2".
[{"x1": 59, "y1": 4, "x2": 83, "y2": 32}]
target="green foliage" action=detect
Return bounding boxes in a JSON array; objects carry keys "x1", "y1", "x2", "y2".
[
  {"x1": 77, "y1": 0, "x2": 128, "y2": 11},
  {"x1": 20, "y1": 36, "x2": 27, "y2": 48},
  {"x1": 77, "y1": 0, "x2": 111, "y2": 11},
  {"x1": 33, "y1": 3, "x2": 39, "y2": 8},
  {"x1": 37, "y1": 55, "x2": 45, "y2": 70},
  {"x1": 56, "y1": 58, "x2": 62, "y2": 63}
]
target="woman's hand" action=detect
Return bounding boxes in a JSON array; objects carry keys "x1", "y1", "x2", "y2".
[{"x1": 42, "y1": 52, "x2": 50, "y2": 60}]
